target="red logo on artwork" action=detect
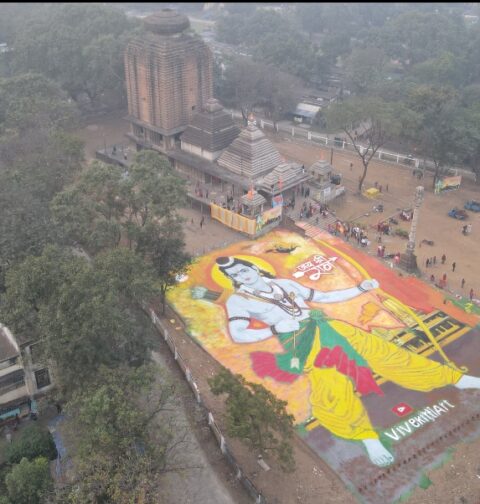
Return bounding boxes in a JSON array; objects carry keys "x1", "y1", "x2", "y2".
[{"x1": 392, "y1": 403, "x2": 413, "y2": 417}]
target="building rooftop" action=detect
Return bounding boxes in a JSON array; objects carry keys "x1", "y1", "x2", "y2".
[
  {"x1": 0, "y1": 325, "x2": 20, "y2": 363},
  {"x1": 181, "y1": 98, "x2": 240, "y2": 154},
  {"x1": 143, "y1": 9, "x2": 191, "y2": 35},
  {"x1": 217, "y1": 124, "x2": 282, "y2": 179}
]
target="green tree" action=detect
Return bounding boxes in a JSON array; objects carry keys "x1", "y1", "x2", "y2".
[
  {"x1": 51, "y1": 152, "x2": 186, "y2": 255},
  {"x1": 139, "y1": 217, "x2": 192, "y2": 314},
  {"x1": 4, "y1": 425, "x2": 57, "y2": 465},
  {"x1": 0, "y1": 74, "x2": 83, "y2": 291},
  {"x1": 344, "y1": 47, "x2": 387, "y2": 95},
  {"x1": 60, "y1": 364, "x2": 178, "y2": 503},
  {"x1": 0, "y1": 73, "x2": 77, "y2": 134},
  {"x1": 410, "y1": 51, "x2": 466, "y2": 88},
  {"x1": 209, "y1": 367, "x2": 295, "y2": 472},
  {"x1": 405, "y1": 85, "x2": 459, "y2": 188},
  {"x1": 0, "y1": 246, "x2": 158, "y2": 394},
  {"x1": 327, "y1": 97, "x2": 410, "y2": 191},
  {"x1": 378, "y1": 10, "x2": 467, "y2": 71},
  {"x1": 218, "y1": 57, "x2": 302, "y2": 125},
  {"x1": 12, "y1": 4, "x2": 139, "y2": 110},
  {"x1": 5, "y1": 457, "x2": 52, "y2": 504},
  {"x1": 253, "y1": 30, "x2": 320, "y2": 82}
]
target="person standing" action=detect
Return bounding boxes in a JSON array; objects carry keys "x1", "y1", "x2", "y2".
[
  {"x1": 441, "y1": 254, "x2": 447, "y2": 265},
  {"x1": 430, "y1": 274, "x2": 435, "y2": 283},
  {"x1": 452, "y1": 262, "x2": 456, "y2": 272},
  {"x1": 461, "y1": 278, "x2": 465, "y2": 289},
  {"x1": 433, "y1": 256, "x2": 437, "y2": 265},
  {"x1": 470, "y1": 288, "x2": 475, "y2": 301},
  {"x1": 426, "y1": 258, "x2": 430, "y2": 268}
]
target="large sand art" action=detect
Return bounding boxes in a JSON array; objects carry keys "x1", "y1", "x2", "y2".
[{"x1": 168, "y1": 229, "x2": 480, "y2": 503}]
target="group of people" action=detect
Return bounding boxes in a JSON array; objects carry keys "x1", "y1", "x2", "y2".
[
  {"x1": 424, "y1": 254, "x2": 476, "y2": 301},
  {"x1": 376, "y1": 221, "x2": 391, "y2": 235},
  {"x1": 297, "y1": 183, "x2": 310, "y2": 198},
  {"x1": 300, "y1": 201, "x2": 318, "y2": 220}
]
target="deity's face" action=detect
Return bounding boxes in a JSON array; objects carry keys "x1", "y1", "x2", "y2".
[{"x1": 224, "y1": 263, "x2": 260, "y2": 286}]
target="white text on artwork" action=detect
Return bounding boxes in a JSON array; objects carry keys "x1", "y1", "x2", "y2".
[
  {"x1": 293, "y1": 255, "x2": 338, "y2": 280},
  {"x1": 383, "y1": 400, "x2": 455, "y2": 442}
]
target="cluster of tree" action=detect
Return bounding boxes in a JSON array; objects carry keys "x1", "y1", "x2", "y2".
[
  {"x1": 327, "y1": 83, "x2": 480, "y2": 190},
  {"x1": 0, "y1": 57, "x2": 192, "y2": 501},
  {"x1": 0, "y1": 73, "x2": 84, "y2": 290},
  {"x1": 209, "y1": 368, "x2": 296, "y2": 472},
  {"x1": 215, "y1": 9, "x2": 325, "y2": 83},
  {"x1": 216, "y1": 56, "x2": 302, "y2": 126},
  {"x1": 0, "y1": 3, "x2": 141, "y2": 110},
  {"x1": 0, "y1": 425, "x2": 57, "y2": 504}
]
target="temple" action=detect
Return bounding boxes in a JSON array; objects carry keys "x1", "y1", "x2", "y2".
[{"x1": 123, "y1": 8, "x2": 313, "y2": 236}]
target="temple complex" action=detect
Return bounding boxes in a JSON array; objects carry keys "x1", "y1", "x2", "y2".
[{"x1": 123, "y1": 8, "x2": 312, "y2": 236}]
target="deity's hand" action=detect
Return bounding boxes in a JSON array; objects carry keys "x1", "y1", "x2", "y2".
[
  {"x1": 274, "y1": 319, "x2": 300, "y2": 333},
  {"x1": 360, "y1": 279, "x2": 379, "y2": 291},
  {"x1": 191, "y1": 286, "x2": 208, "y2": 299}
]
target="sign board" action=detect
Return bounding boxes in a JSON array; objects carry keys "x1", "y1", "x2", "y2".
[
  {"x1": 256, "y1": 205, "x2": 282, "y2": 232},
  {"x1": 434, "y1": 175, "x2": 462, "y2": 195}
]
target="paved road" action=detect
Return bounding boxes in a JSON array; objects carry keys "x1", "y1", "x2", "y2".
[{"x1": 151, "y1": 351, "x2": 246, "y2": 504}]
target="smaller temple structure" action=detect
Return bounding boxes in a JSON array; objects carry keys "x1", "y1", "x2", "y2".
[
  {"x1": 309, "y1": 159, "x2": 345, "y2": 203},
  {"x1": 240, "y1": 190, "x2": 266, "y2": 218}
]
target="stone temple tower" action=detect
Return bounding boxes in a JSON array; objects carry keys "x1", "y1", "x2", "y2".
[{"x1": 124, "y1": 9, "x2": 213, "y2": 151}]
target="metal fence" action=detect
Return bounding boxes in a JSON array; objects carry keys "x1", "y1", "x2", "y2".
[
  {"x1": 145, "y1": 305, "x2": 267, "y2": 504},
  {"x1": 226, "y1": 109, "x2": 477, "y2": 183}
]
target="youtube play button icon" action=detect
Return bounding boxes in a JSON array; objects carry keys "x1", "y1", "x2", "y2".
[{"x1": 392, "y1": 403, "x2": 413, "y2": 417}]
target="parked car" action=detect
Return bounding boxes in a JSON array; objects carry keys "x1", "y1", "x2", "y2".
[
  {"x1": 464, "y1": 200, "x2": 480, "y2": 212},
  {"x1": 448, "y1": 208, "x2": 468, "y2": 220}
]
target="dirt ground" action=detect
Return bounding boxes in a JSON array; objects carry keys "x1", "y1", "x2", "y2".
[
  {"x1": 74, "y1": 112, "x2": 480, "y2": 504},
  {"x1": 268, "y1": 132, "x2": 480, "y2": 302}
]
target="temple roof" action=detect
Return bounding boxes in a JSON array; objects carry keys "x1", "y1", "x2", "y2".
[
  {"x1": 143, "y1": 9, "x2": 191, "y2": 35},
  {"x1": 217, "y1": 124, "x2": 282, "y2": 179},
  {"x1": 181, "y1": 98, "x2": 240, "y2": 153},
  {"x1": 310, "y1": 159, "x2": 333, "y2": 176},
  {"x1": 241, "y1": 191, "x2": 267, "y2": 207},
  {"x1": 257, "y1": 162, "x2": 306, "y2": 191}
]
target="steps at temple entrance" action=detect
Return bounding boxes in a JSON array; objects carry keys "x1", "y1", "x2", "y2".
[{"x1": 296, "y1": 213, "x2": 338, "y2": 237}]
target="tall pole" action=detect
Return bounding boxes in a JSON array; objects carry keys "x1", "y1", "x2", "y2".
[{"x1": 400, "y1": 186, "x2": 424, "y2": 273}]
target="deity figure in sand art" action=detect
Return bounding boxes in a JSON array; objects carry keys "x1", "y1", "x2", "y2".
[{"x1": 192, "y1": 256, "x2": 480, "y2": 467}]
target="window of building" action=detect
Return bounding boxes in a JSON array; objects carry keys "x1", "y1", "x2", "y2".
[
  {"x1": 35, "y1": 368, "x2": 51, "y2": 389},
  {"x1": 0, "y1": 369, "x2": 25, "y2": 394},
  {"x1": 192, "y1": 105, "x2": 196, "y2": 111}
]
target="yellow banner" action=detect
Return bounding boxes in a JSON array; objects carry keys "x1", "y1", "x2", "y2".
[{"x1": 210, "y1": 204, "x2": 256, "y2": 235}]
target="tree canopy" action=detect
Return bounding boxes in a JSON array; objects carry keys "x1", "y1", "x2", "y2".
[
  {"x1": 0, "y1": 246, "x2": 158, "y2": 393},
  {"x1": 8, "y1": 3, "x2": 140, "y2": 110},
  {"x1": 57, "y1": 364, "x2": 178, "y2": 503},
  {"x1": 209, "y1": 367, "x2": 295, "y2": 472},
  {"x1": 4, "y1": 457, "x2": 52, "y2": 504}
]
